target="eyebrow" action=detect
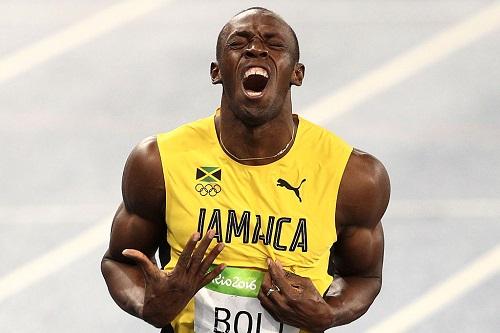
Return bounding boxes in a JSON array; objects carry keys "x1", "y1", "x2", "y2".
[
  {"x1": 229, "y1": 30, "x2": 285, "y2": 40},
  {"x1": 229, "y1": 30, "x2": 254, "y2": 39},
  {"x1": 262, "y1": 32, "x2": 284, "y2": 39}
]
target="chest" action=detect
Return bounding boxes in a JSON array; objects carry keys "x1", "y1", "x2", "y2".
[{"x1": 164, "y1": 160, "x2": 338, "y2": 265}]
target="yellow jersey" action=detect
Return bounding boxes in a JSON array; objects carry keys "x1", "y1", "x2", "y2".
[{"x1": 156, "y1": 110, "x2": 352, "y2": 333}]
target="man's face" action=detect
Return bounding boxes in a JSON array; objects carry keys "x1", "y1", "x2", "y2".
[{"x1": 212, "y1": 10, "x2": 304, "y2": 125}]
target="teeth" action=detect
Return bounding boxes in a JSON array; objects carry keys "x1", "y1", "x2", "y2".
[
  {"x1": 247, "y1": 91, "x2": 263, "y2": 97},
  {"x1": 244, "y1": 67, "x2": 269, "y2": 79}
]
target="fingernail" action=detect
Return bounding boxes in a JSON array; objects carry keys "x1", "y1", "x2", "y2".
[
  {"x1": 193, "y1": 232, "x2": 200, "y2": 241},
  {"x1": 122, "y1": 249, "x2": 129, "y2": 255},
  {"x1": 208, "y1": 229, "x2": 215, "y2": 238},
  {"x1": 267, "y1": 258, "x2": 272, "y2": 266},
  {"x1": 217, "y1": 243, "x2": 225, "y2": 251}
]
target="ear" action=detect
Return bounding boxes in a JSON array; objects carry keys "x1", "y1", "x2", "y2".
[
  {"x1": 291, "y1": 63, "x2": 305, "y2": 86},
  {"x1": 210, "y1": 62, "x2": 222, "y2": 84}
]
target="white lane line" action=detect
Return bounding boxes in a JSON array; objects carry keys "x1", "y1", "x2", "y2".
[
  {"x1": 0, "y1": 0, "x2": 171, "y2": 84},
  {"x1": 388, "y1": 198, "x2": 500, "y2": 219},
  {"x1": 367, "y1": 244, "x2": 500, "y2": 333},
  {"x1": 302, "y1": 1, "x2": 500, "y2": 123},
  {"x1": 0, "y1": 204, "x2": 112, "y2": 224},
  {"x1": 0, "y1": 217, "x2": 111, "y2": 303}
]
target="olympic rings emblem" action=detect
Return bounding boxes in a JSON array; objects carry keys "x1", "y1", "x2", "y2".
[{"x1": 195, "y1": 183, "x2": 222, "y2": 197}]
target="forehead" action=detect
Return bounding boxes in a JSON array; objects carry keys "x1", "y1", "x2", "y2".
[{"x1": 227, "y1": 11, "x2": 292, "y2": 37}]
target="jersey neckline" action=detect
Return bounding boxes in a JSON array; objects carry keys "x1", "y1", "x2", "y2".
[{"x1": 210, "y1": 108, "x2": 303, "y2": 168}]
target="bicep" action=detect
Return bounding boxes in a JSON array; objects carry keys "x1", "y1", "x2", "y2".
[
  {"x1": 332, "y1": 150, "x2": 389, "y2": 278},
  {"x1": 106, "y1": 137, "x2": 167, "y2": 263}
]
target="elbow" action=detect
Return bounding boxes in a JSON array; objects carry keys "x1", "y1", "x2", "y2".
[
  {"x1": 373, "y1": 275, "x2": 382, "y2": 299},
  {"x1": 100, "y1": 253, "x2": 112, "y2": 279},
  {"x1": 355, "y1": 276, "x2": 382, "y2": 320},
  {"x1": 100, "y1": 253, "x2": 144, "y2": 318},
  {"x1": 328, "y1": 276, "x2": 382, "y2": 328}
]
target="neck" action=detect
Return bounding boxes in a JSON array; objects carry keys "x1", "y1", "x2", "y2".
[{"x1": 216, "y1": 100, "x2": 296, "y2": 166}]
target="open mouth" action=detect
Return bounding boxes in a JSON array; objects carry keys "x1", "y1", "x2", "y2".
[{"x1": 242, "y1": 67, "x2": 269, "y2": 97}]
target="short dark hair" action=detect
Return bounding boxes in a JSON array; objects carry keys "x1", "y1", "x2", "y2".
[{"x1": 216, "y1": 7, "x2": 300, "y2": 62}]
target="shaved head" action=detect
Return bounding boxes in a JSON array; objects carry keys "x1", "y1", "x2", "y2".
[{"x1": 216, "y1": 7, "x2": 300, "y2": 63}]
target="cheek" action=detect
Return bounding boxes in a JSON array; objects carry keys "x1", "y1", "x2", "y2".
[
  {"x1": 274, "y1": 57, "x2": 295, "y2": 80},
  {"x1": 220, "y1": 56, "x2": 241, "y2": 82},
  {"x1": 276, "y1": 66, "x2": 295, "y2": 86},
  {"x1": 224, "y1": 52, "x2": 241, "y2": 67}
]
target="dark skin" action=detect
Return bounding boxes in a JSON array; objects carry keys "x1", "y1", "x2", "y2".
[
  {"x1": 101, "y1": 8, "x2": 389, "y2": 332},
  {"x1": 210, "y1": 10, "x2": 304, "y2": 163},
  {"x1": 258, "y1": 150, "x2": 388, "y2": 331},
  {"x1": 101, "y1": 137, "x2": 226, "y2": 328}
]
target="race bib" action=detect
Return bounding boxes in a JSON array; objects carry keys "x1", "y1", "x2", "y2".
[{"x1": 194, "y1": 266, "x2": 299, "y2": 333}]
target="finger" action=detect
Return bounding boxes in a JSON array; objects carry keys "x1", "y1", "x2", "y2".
[
  {"x1": 259, "y1": 289, "x2": 300, "y2": 328},
  {"x1": 259, "y1": 277, "x2": 290, "y2": 311},
  {"x1": 201, "y1": 262, "x2": 226, "y2": 286},
  {"x1": 198, "y1": 242, "x2": 225, "y2": 274},
  {"x1": 177, "y1": 232, "x2": 200, "y2": 270},
  {"x1": 259, "y1": 270, "x2": 273, "y2": 292},
  {"x1": 260, "y1": 270, "x2": 288, "y2": 304},
  {"x1": 258, "y1": 289, "x2": 282, "y2": 322},
  {"x1": 122, "y1": 249, "x2": 159, "y2": 278},
  {"x1": 267, "y1": 259, "x2": 293, "y2": 295},
  {"x1": 259, "y1": 271, "x2": 285, "y2": 304},
  {"x1": 189, "y1": 229, "x2": 216, "y2": 272}
]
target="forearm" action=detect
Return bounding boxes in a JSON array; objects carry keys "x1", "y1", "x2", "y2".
[
  {"x1": 101, "y1": 255, "x2": 146, "y2": 318},
  {"x1": 323, "y1": 275, "x2": 381, "y2": 327}
]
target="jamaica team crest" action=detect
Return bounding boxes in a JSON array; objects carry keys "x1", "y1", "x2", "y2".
[{"x1": 195, "y1": 166, "x2": 222, "y2": 197}]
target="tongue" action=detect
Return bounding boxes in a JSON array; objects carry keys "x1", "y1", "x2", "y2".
[{"x1": 243, "y1": 74, "x2": 268, "y2": 93}]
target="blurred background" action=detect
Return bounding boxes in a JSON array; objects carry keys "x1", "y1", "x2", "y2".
[{"x1": 1, "y1": 1, "x2": 499, "y2": 332}]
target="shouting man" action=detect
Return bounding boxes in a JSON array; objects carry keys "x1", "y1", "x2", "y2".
[{"x1": 102, "y1": 7, "x2": 390, "y2": 333}]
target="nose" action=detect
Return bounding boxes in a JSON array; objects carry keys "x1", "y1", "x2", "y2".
[{"x1": 244, "y1": 38, "x2": 268, "y2": 59}]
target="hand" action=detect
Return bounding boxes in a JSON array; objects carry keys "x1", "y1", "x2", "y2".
[
  {"x1": 122, "y1": 230, "x2": 225, "y2": 328},
  {"x1": 258, "y1": 259, "x2": 334, "y2": 333}
]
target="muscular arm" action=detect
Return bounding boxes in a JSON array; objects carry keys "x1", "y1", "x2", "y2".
[
  {"x1": 258, "y1": 149, "x2": 389, "y2": 332},
  {"x1": 101, "y1": 136, "x2": 166, "y2": 318},
  {"x1": 325, "y1": 148, "x2": 390, "y2": 326},
  {"x1": 101, "y1": 137, "x2": 225, "y2": 328}
]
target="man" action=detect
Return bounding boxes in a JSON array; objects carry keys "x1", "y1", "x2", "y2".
[{"x1": 101, "y1": 7, "x2": 389, "y2": 333}]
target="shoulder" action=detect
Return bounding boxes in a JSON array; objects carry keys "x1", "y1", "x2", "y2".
[
  {"x1": 157, "y1": 116, "x2": 214, "y2": 149},
  {"x1": 122, "y1": 136, "x2": 165, "y2": 222},
  {"x1": 336, "y1": 149, "x2": 390, "y2": 231},
  {"x1": 297, "y1": 116, "x2": 352, "y2": 155},
  {"x1": 123, "y1": 136, "x2": 162, "y2": 182}
]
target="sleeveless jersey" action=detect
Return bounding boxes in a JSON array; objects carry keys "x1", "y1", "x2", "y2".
[{"x1": 156, "y1": 110, "x2": 353, "y2": 333}]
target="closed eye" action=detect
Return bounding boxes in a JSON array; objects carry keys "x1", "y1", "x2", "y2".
[
  {"x1": 267, "y1": 39, "x2": 286, "y2": 50},
  {"x1": 227, "y1": 37, "x2": 248, "y2": 49},
  {"x1": 227, "y1": 42, "x2": 245, "y2": 49}
]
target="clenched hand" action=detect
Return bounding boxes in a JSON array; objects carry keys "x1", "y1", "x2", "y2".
[{"x1": 258, "y1": 259, "x2": 334, "y2": 333}]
